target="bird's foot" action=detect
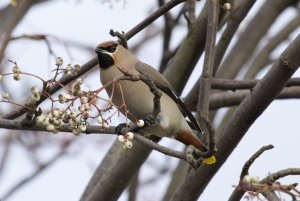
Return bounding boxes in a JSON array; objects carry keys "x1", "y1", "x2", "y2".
[
  {"x1": 185, "y1": 145, "x2": 216, "y2": 169},
  {"x1": 143, "y1": 112, "x2": 158, "y2": 127},
  {"x1": 115, "y1": 123, "x2": 128, "y2": 135},
  {"x1": 185, "y1": 145, "x2": 199, "y2": 169}
]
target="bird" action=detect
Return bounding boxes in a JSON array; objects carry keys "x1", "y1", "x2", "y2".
[{"x1": 95, "y1": 40, "x2": 215, "y2": 164}]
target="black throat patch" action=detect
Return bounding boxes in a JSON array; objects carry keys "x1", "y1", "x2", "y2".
[{"x1": 97, "y1": 52, "x2": 114, "y2": 69}]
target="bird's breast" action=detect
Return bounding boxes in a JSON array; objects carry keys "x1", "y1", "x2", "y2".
[{"x1": 100, "y1": 67, "x2": 190, "y2": 137}]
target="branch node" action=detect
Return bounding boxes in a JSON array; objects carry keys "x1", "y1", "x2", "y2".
[{"x1": 110, "y1": 29, "x2": 128, "y2": 49}]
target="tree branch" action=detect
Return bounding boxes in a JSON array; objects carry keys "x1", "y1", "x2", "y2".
[
  {"x1": 216, "y1": 0, "x2": 298, "y2": 79},
  {"x1": 213, "y1": 0, "x2": 257, "y2": 74},
  {"x1": 1, "y1": 138, "x2": 71, "y2": 201},
  {"x1": 245, "y1": 13, "x2": 300, "y2": 79},
  {"x1": 2, "y1": 0, "x2": 189, "y2": 121},
  {"x1": 170, "y1": 32, "x2": 300, "y2": 201},
  {"x1": 209, "y1": 86, "x2": 300, "y2": 110},
  {"x1": 228, "y1": 145, "x2": 274, "y2": 201},
  {"x1": 240, "y1": 145, "x2": 274, "y2": 180},
  {"x1": 197, "y1": 0, "x2": 219, "y2": 114},
  {"x1": 163, "y1": 2, "x2": 208, "y2": 93},
  {"x1": 211, "y1": 77, "x2": 300, "y2": 90}
]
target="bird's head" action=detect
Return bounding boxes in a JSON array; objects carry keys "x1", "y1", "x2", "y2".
[{"x1": 95, "y1": 41, "x2": 121, "y2": 69}]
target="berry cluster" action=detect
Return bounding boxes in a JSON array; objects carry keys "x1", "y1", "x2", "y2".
[
  {"x1": 117, "y1": 132, "x2": 134, "y2": 150},
  {"x1": 0, "y1": 57, "x2": 146, "y2": 150}
]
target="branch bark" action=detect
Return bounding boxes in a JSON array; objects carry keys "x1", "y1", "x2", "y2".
[
  {"x1": 245, "y1": 12, "x2": 300, "y2": 79},
  {"x1": 216, "y1": 0, "x2": 298, "y2": 79},
  {"x1": 169, "y1": 32, "x2": 300, "y2": 201},
  {"x1": 163, "y1": 2, "x2": 208, "y2": 93},
  {"x1": 2, "y1": 0, "x2": 189, "y2": 120},
  {"x1": 197, "y1": 0, "x2": 219, "y2": 114},
  {"x1": 213, "y1": 0, "x2": 257, "y2": 74},
  {"x1": 209, "y1": 86, "x2": 300, "y2": 110}
]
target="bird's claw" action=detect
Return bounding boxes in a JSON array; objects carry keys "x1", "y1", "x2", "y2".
[
  {"x1": 115, "y1": 123, "x2": 128, "y2": 135},
  {"x1": 185, "y1": 145, "x2": 216, "y2": 169},
  {"x1": 143, "y1": 113, "x2": 157, "y2": 127}
]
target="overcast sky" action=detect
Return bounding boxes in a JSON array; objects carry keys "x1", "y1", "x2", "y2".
[{"x1": 0, "y1": 1, "x2": 300, "y2": 201}]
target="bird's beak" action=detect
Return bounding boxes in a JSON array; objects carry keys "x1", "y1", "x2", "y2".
[{"x1": 95, "y1": 47, "x2": 104, "y2": 54}]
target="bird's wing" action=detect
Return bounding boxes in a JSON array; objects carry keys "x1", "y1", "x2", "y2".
[{"x1": 135, "y1": 62, "x2": 203, "y2": 133}]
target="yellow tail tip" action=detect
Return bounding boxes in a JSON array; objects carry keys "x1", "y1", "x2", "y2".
[{"x1": 203, "y1": 155, "x2": 216, "y2": 165}]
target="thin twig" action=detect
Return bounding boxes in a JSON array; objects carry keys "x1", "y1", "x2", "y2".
[
  {"x1": 245, "y1": 13, "x2": 300, "y2": 79},
  {"x1": 240, "y1": 145, "x2": 274, "y2": 180},
  {"x1": 1, "y1": 139, "x2": 72, "y2": 201},
  {"x1": 2, "y1": 0, "x2": 189, "y2": 121},
  {"x1": 134, "y1": 132, "x2": 185, "y2": 159}
]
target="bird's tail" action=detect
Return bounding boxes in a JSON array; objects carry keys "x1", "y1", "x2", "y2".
[{"x1": 175, "y1": 130, "x2": 216, "y2": 164}]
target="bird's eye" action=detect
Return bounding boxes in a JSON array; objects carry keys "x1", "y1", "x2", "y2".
[{"x1": 108, "y1": 45, "x2": 117, "y2": 53}]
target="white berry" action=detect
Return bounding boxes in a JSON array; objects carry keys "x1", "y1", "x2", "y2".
[
  {"x1": 242, "y1": 175, "x2": 251, "y2": 184},
  {"x1": 46, "y1": 124, "x2": 55, "y2": 132},
  {"x1": 35, "y1": 116, "x2": 44, "y2": 124},
  {"x1": 250, "y1": 175, "x2": 259, "y2": 183},
  {"x1": 2, "y1": 91, "x2": 9, "y2": 99},
  {"x1": 117, "y1": 135, "x2": 125, "y2": 143},
  {"x1": 136, "y1": 119, "x2": 144, "y2": 127},
  {"x1": 56, "y1": 57, "x2": 63, "y2": 66},
  {"x1": 97, "y1": 116, "x2": 103, "y2": 124},
  {"x1": 103, "y1": 122, "x2": 109, "y2": 128},
  {"x1": 124, "y1": 141, "x2": 133, "y2": 150},
  {"x1": 126, "y1": 132, "x2": 134, "y2": 140},
  {"x1": 79, "y1": 124, "x2": 87, "y2": 132},
  {"x1": 223, "y1": 3, "x2": 231, "y2": 11}
]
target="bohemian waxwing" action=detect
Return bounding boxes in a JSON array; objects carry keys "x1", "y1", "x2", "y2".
[{"x1": 95, "y1": 40, "x2": 215, "y2": 164}]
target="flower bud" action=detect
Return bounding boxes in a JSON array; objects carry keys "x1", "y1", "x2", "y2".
[
  {"x1": 31, "y1": 86, "x2": 40, "y2": 94},
  {"x1": 2, "y1": 91, "x2": 9, "y2": 99},
  {"x1": 12, "y1": 66, "x2": 20, "y2": 73},
  {"x1": 13, "y1": 73, "x2": 21, "y2": 81}
]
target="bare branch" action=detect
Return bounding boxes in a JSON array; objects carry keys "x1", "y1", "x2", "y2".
[
  {"x1": 134, "y1": 131, "x2": 185, "y2": 160},
  {"x1": 197, "y1": 0, "x2": 219, "y2": 114},
  {"x1": 2, "y1": 0, "x2": 189, "y2": 121},
  {"x1": 0, "y1": 0, "x2": 50, "y2": 63},
  {"x1": 170, "y1": 31, "x2": 300, "y2": 201},
  {"x1": 1, "y1": 139, "x2": 72, "y2": 201},
  {"x1": 245, "y1": 13, "x2": 300, "y2": 79},
  {"x1": 217, "y1": 0, "x2": 298, "y2": 79},
  {"x1": 163, "y1": 2, "x2": 208, "y2": 93},
  {"x1": 240, "y1": 145, "x2": 274, "y2": 181},
  {"x1": 213, "y1": 0, "x2": 257, "y2": 74},
  {"x1": 211, "y1": 77, "x2": 300, "y2": 90},
  {"x1": 230, "y1": 168, "x2": 300, "y2": 201},
  {"x1": 209, "y1": 86, "x2": 300, "y2": 110}
]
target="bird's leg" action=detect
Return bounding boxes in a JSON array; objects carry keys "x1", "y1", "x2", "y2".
[{"x1": 185, "y1": 145, "x2": 217, "y2": 168}]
